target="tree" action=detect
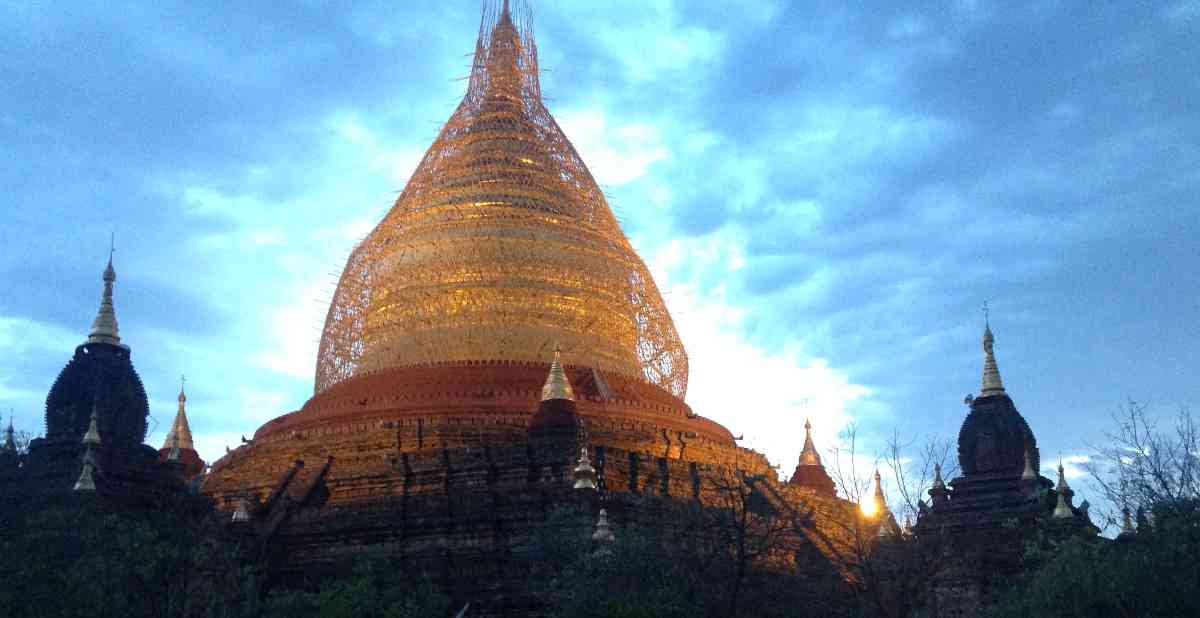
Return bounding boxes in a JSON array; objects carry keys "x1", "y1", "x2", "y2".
[
  {"x1": 987, "y1": 500, "x2": 1200, "y2": 618},
  {"x1": 813, "y1": 423, "x2": 957, "y2": 618},
  {"x1": 987, "y1": 404, "x2": 1200, "y2": 617},
  {"x1": 1085, "y1": 401, "x2": 1198, "y2": 530},
  {"x1": 262, "y1": 552, "x2": 450, "y2": 618},
  {"x1": 0, "y1": 498, "x2": 255, "y2": 618}
]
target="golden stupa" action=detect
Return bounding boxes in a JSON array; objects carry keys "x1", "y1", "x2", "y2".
[{"x1": 315, "y1": 1, "x2": 687, "y2": 397}]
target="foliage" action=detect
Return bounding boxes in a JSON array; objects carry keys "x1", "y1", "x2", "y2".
[
  {"x1": 532, "y1": 497, "x2": 849, "y2": 618},
  {"x1": 820, "y1": 423, "x2": 957, "y2": 618},
  {"x1": 0, "y1": 497, "x2": 253, "y2": 618},
  {"x1": 262, "y1": 553, "x2": 450, "y2": 618},
  {"x1": 987, "y1": 499, "x2": 1200, "y2": 618}
]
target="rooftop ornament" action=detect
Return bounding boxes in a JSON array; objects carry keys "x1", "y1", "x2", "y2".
[
  {"x1": 1052, "y1": 460, "x2": 1074, "y2": 519},
  {"x1": 592, "y1": 508, "x2": 615, "y2": 557},
  {"x1": 87, "y1": 237, "x2": 121, "y2": 346},
  {"x1": 232, "y1": 497, "x2": 251, "y2": 523},
  {"x1": 542, "y1": 346, "x2": 575, "y2": 402},
  {"x1": 1021, "y1": 448, "x2": 1037, "y2": 481},
  {"x1": 980, "y1": 303, "x2": 1005, "y2": 398},
  {"x1": 572, "y1": 445, "x2": 597, "y2": 491},
  {"x1": 798, "y1": 418, "x2": 821, "y2": 466},
  {"x1": 862, "y1": 469, "x2": 886, "y2": 517},
  {"x1": 75, "y1": 405, "x2": 102, "y2": 492}
]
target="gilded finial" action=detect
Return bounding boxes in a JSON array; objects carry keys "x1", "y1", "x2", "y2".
[
  {"x1": 86, "y1": 238, "x2": 121, "y2": 345},
  {"x1": 980, "y1": 306, "x2": 1005, "y2": 397},
  {"x1": 162, "y1": 375, "x2": 195, "y2": 451},
  {"x1": 541, "y1": 345, "x2": 575, "y2": 402}
]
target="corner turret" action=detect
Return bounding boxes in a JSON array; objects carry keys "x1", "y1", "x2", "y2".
[{"x1": 787, "y1": 419, "x2": 836, "y2": 497}]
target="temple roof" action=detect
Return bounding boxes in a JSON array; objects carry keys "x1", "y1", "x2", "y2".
[{"x1": 313, "y1": 0, "x2": 687, "y2": 398}]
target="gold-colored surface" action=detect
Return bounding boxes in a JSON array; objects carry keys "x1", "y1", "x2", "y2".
[{"x1": 315, "y1": 3, "x2": 687, "y2": 397}]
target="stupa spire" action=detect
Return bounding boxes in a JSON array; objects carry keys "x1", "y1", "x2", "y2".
[
  {"x1": 162, "y1": 375, "x2": 195, "y2": 451},
  {"x1": 980, "y1": 303, "x2": 1005, "y2": 397},
  {"x1": 87, "y1": 238, "x2": 121, "y2": 346},
  {"x1": 798, "y1": 418, "x2": 822, "y2": 466},
  {"x1": 541, "y1": 346, "x2": 575, "y2": 402},
  {"x1": 1052, "y1": 459, "x2": 1074, "y2": 519}
]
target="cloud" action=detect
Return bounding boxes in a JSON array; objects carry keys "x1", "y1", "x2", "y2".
[
  {"x1": 649, "y1": 240, "x2": 876, "y2": 472},
  {"x1": 557, "y1": 110, "x2": 669, "y2": 187}
]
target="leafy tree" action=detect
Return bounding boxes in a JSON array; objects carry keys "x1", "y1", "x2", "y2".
[
  {"x1": 262, "y1": 553, "x2": 450, "y2": 618},
  {"x1": 987, "y1": 499, "x2": 1200, "y2": 618},
  {"x1": 0, "y1": 497, "x2": 253, "y2": 618}
]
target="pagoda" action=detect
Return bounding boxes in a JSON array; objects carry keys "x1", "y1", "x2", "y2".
[
  {"x1": 2, "y1": 253, "x2": 193, "y2": 504},
  {"x1": 200, "y1": 1, "x2": 857, "y2": 610},
  {"x1": 921, "y1": 321, "x2": 1095, "y2": 614}
]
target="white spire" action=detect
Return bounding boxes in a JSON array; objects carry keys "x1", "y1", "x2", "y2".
[
  {"x1": 86, "y1": 244, "x2": 121, "y2": 346},
  {"x1": 74, "y1": 460, "x2": 97, "y2": 492},
  {"x1": 1052, "y1": 460, "x2": 1074, "y2": 519},
  {"x1": 1055, "y1": 459, "x2": 1071, "y2": 493},
  {"x1": 81, "y1": 405, "x2": 102, "y2": 446},
  {"x1": 572, "y1": 445, "x2": 597, "y2": 491},
  {"x1": 75, "y1": 439, "x2": 98, "y2": 492},
  {"x1": 232, "y1": 497, "x2": 251, "y2": 522},
  {"x1": 932, "y1": 463, "x2": 946, "y2": 490},
  {"x1": 592, "y1": 508, "x2": 616, "y2": 557},
  {"x1": 1022, "y1": 448, "x2": 1037, "y2": 480}
]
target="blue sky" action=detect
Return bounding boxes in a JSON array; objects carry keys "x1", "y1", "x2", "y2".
[{"x1": 2, "y1": 1, "x2": 1197, "y2": 495}]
